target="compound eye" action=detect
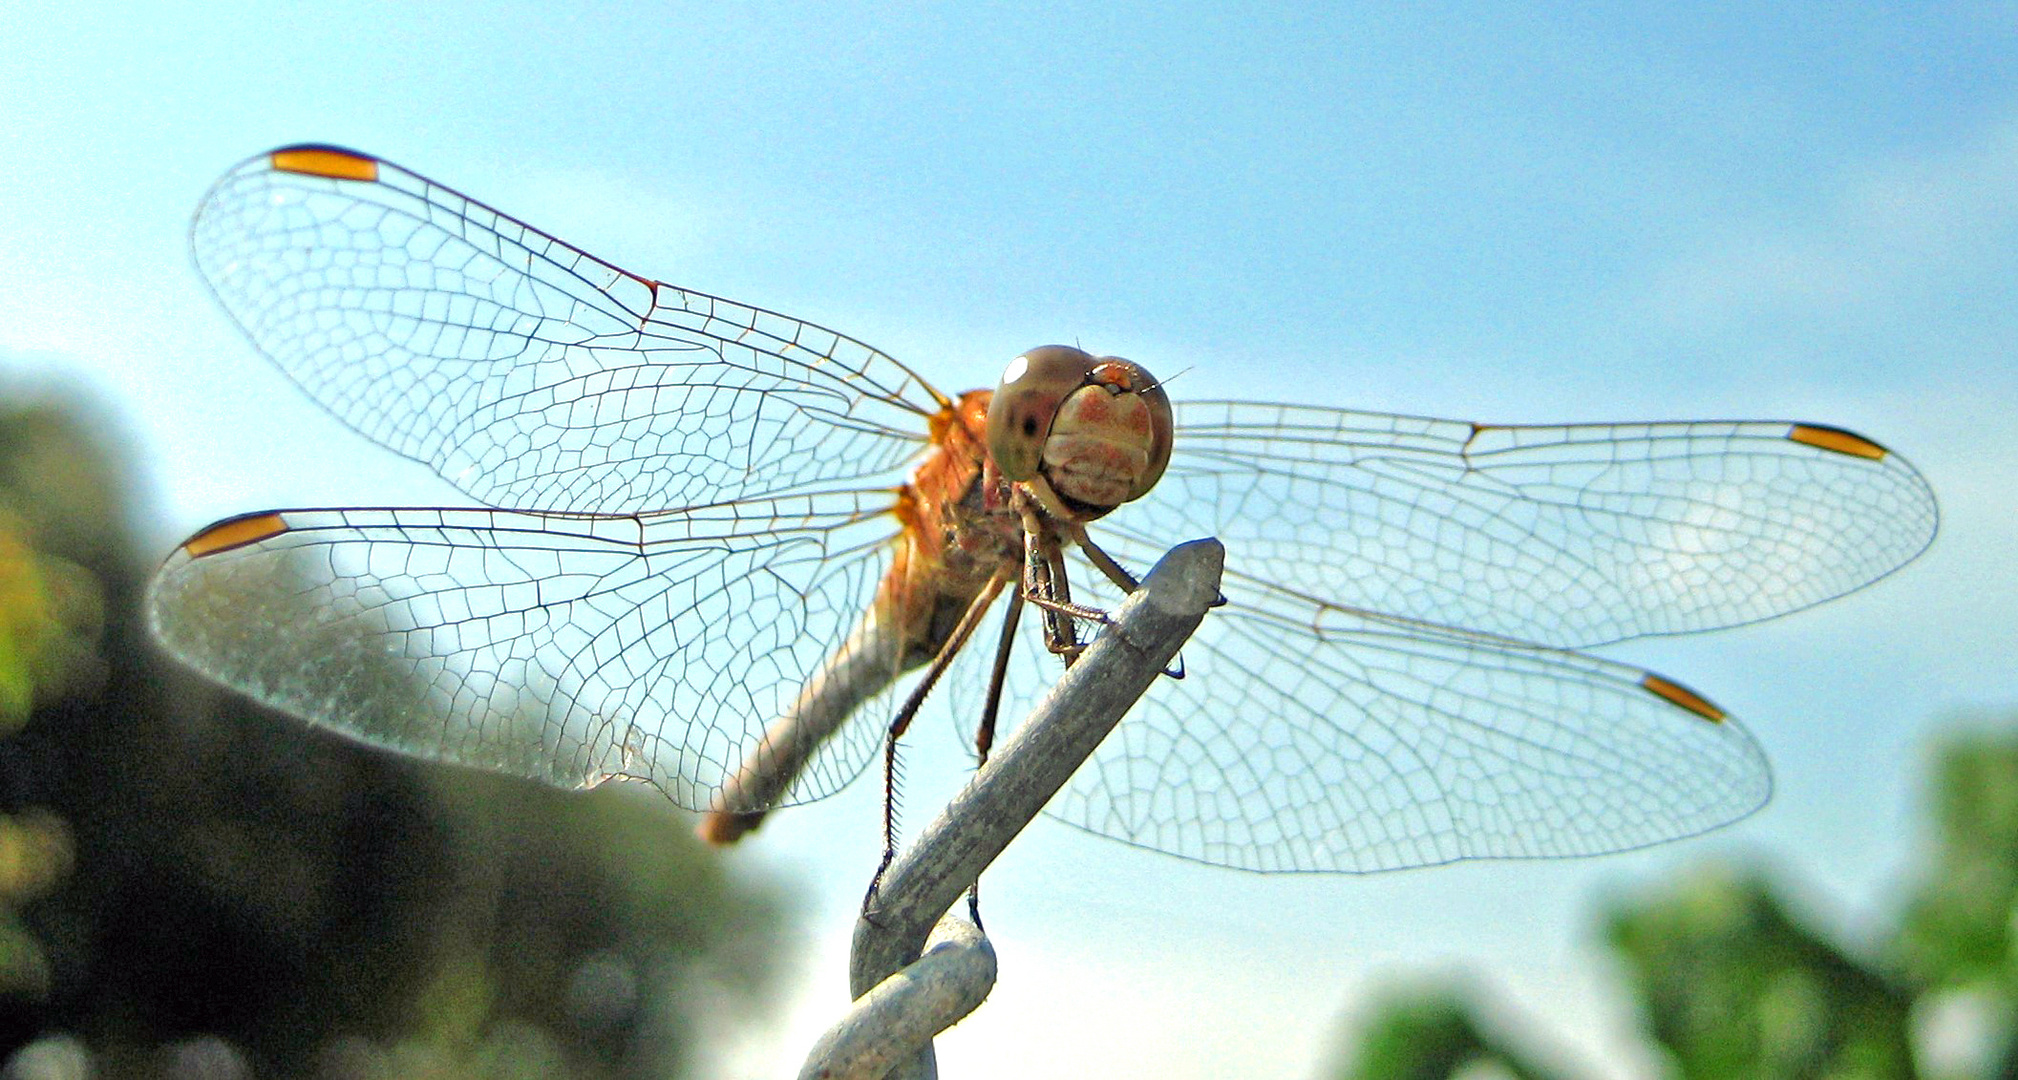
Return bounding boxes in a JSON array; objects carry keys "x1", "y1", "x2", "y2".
[
  {"x1": 986, "y1": 345, "x2": 1097, "y2": 481},
  {"x1": 1088, "y1": 358, "x2": 1173, "y2": 501}
]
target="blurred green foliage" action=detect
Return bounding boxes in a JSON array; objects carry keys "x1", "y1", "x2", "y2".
[
  {"x1": 1896, "y1": 734, "x2": 2018, "y2": 991},
  {"x1": 0, "y1": 405, "x2": 113, "y2": 734},
  {"x1": 0, "y1": 391, "x2": 786, "y2": 1078},
  {"x1": 1335, "y1": 984, "x2": 1571, "y2": 1080},
  {"x1": 1330, "y1": 719, "x2": 2018, "y2": 1080},
  {"x1": 1606, "y1": 867, "x2": 1914, "y2": 1079}
]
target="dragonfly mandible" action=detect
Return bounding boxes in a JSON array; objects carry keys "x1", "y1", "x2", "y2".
[{"x1": 148, "y1": 146, "x2": 1939, "y2": 873}]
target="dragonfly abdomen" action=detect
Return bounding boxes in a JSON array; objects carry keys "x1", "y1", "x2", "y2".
[{"x1": 698, "y1": 600, "x2": 910, "y2": 844}]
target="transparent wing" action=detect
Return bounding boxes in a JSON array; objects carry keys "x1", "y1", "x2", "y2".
[
  {"x1": 952, "y1": 550, "x2": 1770, "y2": 873},
  {"x1": 148, "y1": 496, "x2": 906, "y2": 810},
  {"x1": 1103, "y1": 405, "x2": 1938, "y2": 649},
  {"x1": 191, "y1": 145, "x2": 945, "y2": 514}
]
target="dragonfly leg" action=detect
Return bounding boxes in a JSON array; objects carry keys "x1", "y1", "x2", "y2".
[
  {"x1": 862, "y1": 734, "x2": 903, "y2": 917},
  {"x1": 1025, "y1": 593, "x2": 1112, "y2": 625},
  {"x1": 1017, "y1": 504, "x2": 1096, "y2": 662},
  {"x1": 1067, "y1": 523, "x2": 1204, "y2": 677},
  {"x1": 1074, "y1": 523, "x2": 1224, "y2": 618},
  {"x1": 974, "y1": 587, "x2": 1025, "y2": 771},
  {"x1": 1071, "y1": 526, "x2": 1142, "y2": 594},
  {"x1": 958, "y1": 585, "x2": 1029, "y2": 927},
  {"x1": 863, "y1": 567, "x2": 1012, "y2": 915}
]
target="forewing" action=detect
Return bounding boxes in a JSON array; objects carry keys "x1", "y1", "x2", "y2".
[
  {"x1": 191, "y1": 146, "x2": 942, "y2": 514},
  {"x1": 1109, "y1": 404, "x2": 1938, "y2": 648},
  {"x1": 148, "y1": 496, "x2": 904, "y2": 809}
]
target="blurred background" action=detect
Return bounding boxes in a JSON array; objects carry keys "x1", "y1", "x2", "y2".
[{"x1": 2, "y1": 3, "x2": 2014, "y2": 1077}]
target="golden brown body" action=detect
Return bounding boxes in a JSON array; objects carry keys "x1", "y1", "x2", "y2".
[
  {"x1": 883, "y1": 390, "x2": 1029, "y2": 665},
  {"x1": 697, "y1": 390, "x2": 1027, "y2": 842}
]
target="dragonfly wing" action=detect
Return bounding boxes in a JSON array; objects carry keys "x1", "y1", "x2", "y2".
[
  {"x1": 1113, "y1": 404, "x2": 1938, "y2": 648},
  {"x1": 148, "y1": 495, "x2": 905, "y2": 810},
  {"x1": 1050, "y1": 582, "x2": 1770, "y2": 872},
  {"x1": 192, "y1": 146, "x2": 942, "y2": 514},
  {"x1": 943, "y1": 549, "x2": 1765, "y2": 872}
]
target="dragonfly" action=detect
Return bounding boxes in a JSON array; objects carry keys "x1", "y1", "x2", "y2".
[{"x1": 149, "y1": 146, "x2": 1939, "y2": 874}]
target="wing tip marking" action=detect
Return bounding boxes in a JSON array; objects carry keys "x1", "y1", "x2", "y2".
[
  {"x1": 1640, "y1": 672, "x2": 1727, "y2": 723},
  {"x1": 183, "y1": 512, "x2": 291, "y2": 557},
  {"x1": 269, "y1": 146, "x2": 380, "y2": 182},
  {"x1": 1788, "y1": 423, "x2": 1888, "y2": 461}
]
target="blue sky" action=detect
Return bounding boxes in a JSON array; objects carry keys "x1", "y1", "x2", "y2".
[{"x1": 4, "y1": 3, "x2": 2015, "y2": 1076}]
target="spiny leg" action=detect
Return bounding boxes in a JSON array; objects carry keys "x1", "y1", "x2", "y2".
[
  {"x1": 1066, "y1": 522, "x2": 1208, "y2": 677},
  {"x1": 974, "y1": 587, "x2": 1026, "y2": 772},
  {"x1": 862, "y1": 568, "x2": 1012, "y2": 915},
  {"x1": 1069, "y1": 524, "x2": 1142, "y2": 594},
  {"x1": 1025, "y1": 592, "x2": 1112, "y2": 625},
  {"x1": 963, "y1": 585, "x2": 1028, "y2": 926},
  {"x1": 1071, "y1": 520, "x2": 1226, "y2": 614}
]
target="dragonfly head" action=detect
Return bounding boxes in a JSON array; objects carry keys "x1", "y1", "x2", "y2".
[{"x1": 986, "y1": 345, "x2": 1173, "y2": 520}]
